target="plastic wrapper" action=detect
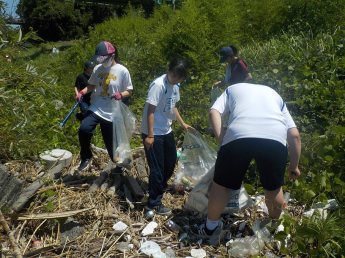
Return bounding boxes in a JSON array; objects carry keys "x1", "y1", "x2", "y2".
[
  {"x1": 184, "y1": 166, "x2": 253, "y2": 214},
  {"x1": 174, "y1": 130, "x2": 217, "y2": 187},
  {"x1": 112, "y1": 101, "x2": 132, "y2": 166}
]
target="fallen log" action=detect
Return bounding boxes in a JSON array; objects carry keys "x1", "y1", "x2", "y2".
[
  {"x1": 124, "y1": 175, "x2": 144, "y2": 201},
  {"x1": 11, "y1": 163, "x2": 64, "y2": 212}
]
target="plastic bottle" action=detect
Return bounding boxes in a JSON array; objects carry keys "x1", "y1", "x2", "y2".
[{"x1": 166, "y1": 220, "x2": 181, "y2": 233}]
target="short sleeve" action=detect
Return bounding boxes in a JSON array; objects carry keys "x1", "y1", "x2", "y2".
[
  {"x1": 211, "y1": 89, "x2": 229, "y2": 115},
  {"x1": 146, "y1": 82, "x2": 164, "y2": 106},
  {"x1": 282, "y1": 103, "x2": 296, "y2": 129},
  {"x1": 122, "y1": 69, "x2": 133, "y2": 91}
]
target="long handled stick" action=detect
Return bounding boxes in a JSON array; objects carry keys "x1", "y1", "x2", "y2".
[{"x1": 59, "y1": 101, "x2": 80, "y2": 128}]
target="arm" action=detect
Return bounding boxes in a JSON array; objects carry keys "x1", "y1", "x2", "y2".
[
  {"x1": 287, "y1": 127, "x2": 301, "y2": 179},
  {"x1": 209, "y1": 108, "x2": 224, "y2": 144},
  {"x1": 244, "y1": 73, "x2": 253, "y2": 82},
  {"x1": 144, "y1": 104, "x2": 156, "y2": 150},
  {"x1": 120, "y1": 89, "x2": 132, "y2": 98},
  {"x1": 76, "y1": 84, "x2": 96, "y2": 100},
  {"x1": 174, "y1": 107, "x2": 193, "y2": 131}
]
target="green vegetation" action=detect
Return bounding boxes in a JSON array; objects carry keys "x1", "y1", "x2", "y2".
[{"x1": 1, "y1": 0, "x2": 345, "y2": 255}]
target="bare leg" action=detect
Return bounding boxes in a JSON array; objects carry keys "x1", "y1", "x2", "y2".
[
  {"x1": 207, "y1": 181, "x2": 231, "y2": 220},
  {"x1": 265, "y1": 187, "x2": 285, "y2": 219}
]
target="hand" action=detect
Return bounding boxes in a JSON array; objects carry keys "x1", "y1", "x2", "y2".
[
  {"x1": 76, "y1": 91, "x2": 84, "y2": 102},
  {"x1": 288, "y1": 166, "x2": 301, "y2": 180},
  {"x1": 112, "y1": 92, "x2": 122, "y2": 100},
  {"x1": 144, "y1": 136, "x2": 154, "y2": 150},
  {"x1": 212, "y1": 81, "x2": 222, "y2": 89}
]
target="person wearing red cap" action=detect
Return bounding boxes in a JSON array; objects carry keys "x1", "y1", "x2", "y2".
[{"x1": 75, "y1": 41, "x2": 133, "y2": 171}]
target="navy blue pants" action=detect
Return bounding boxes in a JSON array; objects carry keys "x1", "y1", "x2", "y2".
[
  {"x1": 142, "y1": 132, "x2": 177, "y2": 207},
  {"x1": 79, "y1": 111, "x2": 113, "y2": 161}
]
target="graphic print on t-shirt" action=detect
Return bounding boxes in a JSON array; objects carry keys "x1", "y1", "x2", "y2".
[
  {"x1": 163, "y1": 97, "x2": 177, "y2": 112},
  {"x1": 97, "y1": 72, "x2": 117, "y2": 96}
]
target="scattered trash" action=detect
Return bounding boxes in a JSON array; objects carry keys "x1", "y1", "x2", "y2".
[
  {"x1": 166, "y1": 220, "x2": 181, "y2": 233},
  {"x1": 113, "y1": 221, "x2": 128, "y2": 233},
  {"x1": 141, "y1": 221, "x2": 158, "y2": 236},
  {"x1": 253, "y1": 195, "x2": 269, "y2": 214},
  {"x1": 145, "y1": 210, "x2": 155, "y2": 220},
  {"x1": 175, "y1": 131, "x2": 217, "y2": 187},
  {"x1": 227, "y1": 219, "x2": 271, "y2": 257},
  {"x1": 164, "y1": 246, "x2": 176, "y2": 258},
  {"x1": 115, "y1": 241, "x2": 133, "y2": 252},
  {"x1": 302, "y1": 199, "x2": 338, "y2": 219},
  {"x1": 184, "y1": 167, "x2": 253, "y2": 214},
  {"x1": 140, "y1": 240, "x2": 165, "y2": 258},
  {"x1": 191, "y1": 248, "x2": 207, "y2": 258}
]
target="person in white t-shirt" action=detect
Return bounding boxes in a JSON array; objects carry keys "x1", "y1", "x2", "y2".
[
  {"x1": 193, "y1": 83, "x2": 301, "y2": 245},
  {"x1": 141, "y1": 58, "x2": 193, "y2": 215},
  {"x1": 76, "y1": 41, "x2": 133, "y2": 171}
]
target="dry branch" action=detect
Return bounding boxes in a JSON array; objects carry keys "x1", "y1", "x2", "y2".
[
  {"x1": 17, "y1": 207, "x2": 94, "y2": 220},
  {"x1": 0, "y1": 210, "x2": 23, "y2": 258}
]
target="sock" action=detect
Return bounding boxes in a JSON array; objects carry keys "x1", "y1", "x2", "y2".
[{"x1": 206, "y1": 218, "x2": 220, "y2": 232}]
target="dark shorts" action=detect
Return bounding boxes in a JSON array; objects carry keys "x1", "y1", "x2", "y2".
[{"x1": 213, "y1": 138, "x2": 288, "y2": 191}]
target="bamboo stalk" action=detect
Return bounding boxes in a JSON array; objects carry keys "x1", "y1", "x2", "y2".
[{"x1": 0, "y1": 210, "x2": 23, "y2": 258}]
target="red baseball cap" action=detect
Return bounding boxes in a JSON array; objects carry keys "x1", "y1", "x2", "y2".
[{"x1": 93, "y1": 41, "x2": 116, "y2": 63}]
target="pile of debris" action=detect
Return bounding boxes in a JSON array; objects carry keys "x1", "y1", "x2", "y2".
[{"x1": 0, "y1": 146, "x2": 306, "y2": 258}]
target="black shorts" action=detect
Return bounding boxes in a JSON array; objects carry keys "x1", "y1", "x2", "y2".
[{"x1": 213, "y1": 138, "x2": 288, "y2": 191}]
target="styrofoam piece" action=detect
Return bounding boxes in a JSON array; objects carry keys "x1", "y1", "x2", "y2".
[
  {"x1": 191, "y1": 248, "x2": 207, "y2": 258},
  {"x1": 113, "y1": 221, "x2": 128, "y2": 233},
  {"x1": 141, "y1": 221, "x2": 158, "y2": 236},
  {"x1": 39, "y1": 149, "x2": 72, "y2": 169}
]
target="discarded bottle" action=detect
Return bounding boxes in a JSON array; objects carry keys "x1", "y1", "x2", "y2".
[
  {"x1": 145, "y1": 210, "x2": 155, "y2": 220},
  {"x1": 166, "y1": 220, "x2": 181, "y2": 233}
]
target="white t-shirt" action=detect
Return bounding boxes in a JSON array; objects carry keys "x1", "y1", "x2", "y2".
[
  {"x1": 88, "y1": 63, "x2": 133, "y2": 121},
  {"x1": 211, "y1": 83, "x2": 296, "y2": 146},
  {"x1": 141, "y1": 74, "x2": 180, "y2": 135}
]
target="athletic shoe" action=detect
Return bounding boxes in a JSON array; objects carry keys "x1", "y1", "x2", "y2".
[
  {"x1": 78, "y1": 159, "x2": 91, "y2": 171},
  {"x1": 191, "y1": 220, "x2": 223, "y2": 246},
  {"x1": 145, "y1": 204, "x2": 172, "y2": 216}
]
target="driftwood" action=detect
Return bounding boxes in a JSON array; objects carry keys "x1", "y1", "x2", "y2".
[
  {"x1": 11, "y1": 163, "x2": 64, "y2": 212},
  {"x1": 123, "y1": 184, "x2": 134, "y2": 209},
  {"x1": 17, "y1": 207, "x2": 94, "y2": 220},
  {"x1": 124, "y1": 175, "x2": 144, "y2": 201},
  {"x1": 0, "y1": 165, "x2": 23, "y2": 209},
  {"x1": 88, "y1": 171, "x2": 108, "y2": 193},
  {"x1": 0, "y1": 210, "x2": 23, "y2": 258}
]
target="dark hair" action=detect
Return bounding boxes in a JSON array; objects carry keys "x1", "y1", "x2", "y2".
[
  {"x1": 84, "y1": 60, "x2": 95, "y2": 69},
  {"x1": 168, "y1": 57, "x2": 188, "y2": 79},
  {"x1": 229, "y1": 45, "x2": 238, "y2": 56}
]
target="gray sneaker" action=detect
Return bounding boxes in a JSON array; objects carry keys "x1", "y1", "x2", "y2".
[
  {"x1": 78, "y1": 159, "x2": 92, "y2": 171},
  {"x1": 145, "y1": 204, "x2": 172, "y2": 216},
  {"x1": 192, "y1": 221, "x2": 223, "y2": 246}
]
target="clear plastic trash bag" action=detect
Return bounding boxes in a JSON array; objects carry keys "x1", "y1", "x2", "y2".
[
  {"x1": 112, "y1": 101, "x2": 132, "y2": 166},
  {"x1": 120, "y1": 102, "x2": 136, "y2": 140},
  {"x1": 175, "y1": 130, "x2": 217, "y2": 187}
]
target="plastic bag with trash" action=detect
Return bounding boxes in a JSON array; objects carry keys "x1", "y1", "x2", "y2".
[
  {"x1": 227, "y1": 219, "x2": 271, "y2": 257},
  {"x1": 184, "y1": 166, "x2": 253, "y2": 214},
  {"x1": 112, "y1": 100, "x2": 132, "y2": 166},
  {"x1": 120, "y1": 102, "x2": 136, "y2": 140},
  {"x1": 174, "y1": 130, "x2": 217, "y2": 187}
]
